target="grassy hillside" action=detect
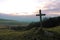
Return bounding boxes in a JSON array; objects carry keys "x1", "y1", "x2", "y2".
[
  {"x1": 0, "y1": 26, "x2": 60, "y2": 40},
  {"x1": 0, "y1": 18, "x2": 60, "y2": 40}
]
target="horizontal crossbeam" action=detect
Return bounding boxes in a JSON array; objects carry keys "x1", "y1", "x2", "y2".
[{"x1": 36, "y1": 14, "x2": 46, "y2": 16}]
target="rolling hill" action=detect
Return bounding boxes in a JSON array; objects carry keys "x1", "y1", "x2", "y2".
[{"x1": 0, "y1": 19, "x2": 29, "y2": 25}]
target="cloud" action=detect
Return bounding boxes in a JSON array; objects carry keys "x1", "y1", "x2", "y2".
[
  {"x1": 40, "y1": 0, "x2": 60, "y2": 16},
  {"x1": 44, "y1": 0, "x2": 60, "y2": 10}
]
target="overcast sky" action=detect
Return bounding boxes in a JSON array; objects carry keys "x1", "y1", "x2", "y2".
[{"x1": 0, "y1": 0, "x2": 60, "y2": 16}]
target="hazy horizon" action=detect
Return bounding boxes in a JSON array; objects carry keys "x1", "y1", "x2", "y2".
[{"x1": 0, "y1": 13, "x2": 60, "y2": 22}]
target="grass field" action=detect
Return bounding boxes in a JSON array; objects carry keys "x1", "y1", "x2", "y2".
[
  {"x1": 0, "y1": 29, "x2": 34, "y2": 40},
  {"x1": 0, "y1": 26, "x2": 60, "y2": 40}
]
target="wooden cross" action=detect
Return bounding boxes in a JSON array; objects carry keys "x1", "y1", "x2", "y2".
[{"x1": 36, "y1": 9, "x2": 46, "y2": 30}]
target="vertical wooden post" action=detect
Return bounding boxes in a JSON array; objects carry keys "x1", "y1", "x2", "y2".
[{"x1": 36, "y1": 9, "x2": 45, "y2": 31}]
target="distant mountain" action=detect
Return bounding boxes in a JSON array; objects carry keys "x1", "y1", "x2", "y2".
[
  {"x1": 0, "y1": 18, "x2": 30, "y2": 26},
  {"x1": 0, "y1": 13, "x2": 40, "y2": 22}
]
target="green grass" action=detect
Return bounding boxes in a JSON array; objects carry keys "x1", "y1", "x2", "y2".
[
  {"x1": 0, "y1": 29, "x2": 34, "y2": 40},
  {"x1": 44, "y1": 26, "x2": 60, "y2": 33},
  {"x1": 0, "y1": 26, "x2": 60, "y2": 40}
]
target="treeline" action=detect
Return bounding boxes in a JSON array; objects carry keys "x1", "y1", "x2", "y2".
[{"x1": 27, "y1": 16, "x2": 60, "y2": 28}]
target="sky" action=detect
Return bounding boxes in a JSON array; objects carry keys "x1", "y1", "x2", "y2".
[{"x1": 0, "y1": 0, "x2": 60, "y2": 16}]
